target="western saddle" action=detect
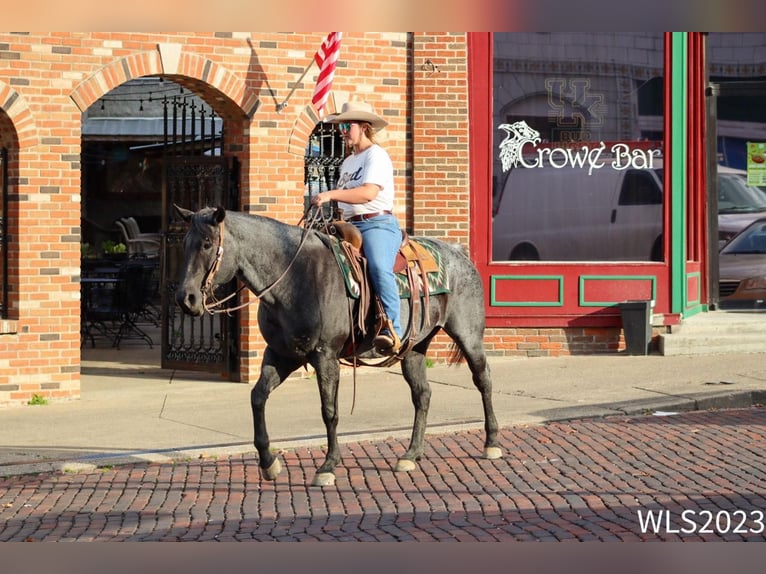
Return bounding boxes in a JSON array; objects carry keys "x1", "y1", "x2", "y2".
[{"x1": 323, "y1": 220, "x2": 439, "y2": 366}]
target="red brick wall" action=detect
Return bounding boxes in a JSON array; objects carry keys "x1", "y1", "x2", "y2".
[
  {"x1": 0, "y1": 32, "x2": 415, "y2": 406},
  {"x1": 0, "y1": 32, "x2": 628, "y2": 408}
]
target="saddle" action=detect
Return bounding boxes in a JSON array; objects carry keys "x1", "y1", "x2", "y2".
[{"x1": 322, "y1": 221, "x2": 442, "y2": 365}]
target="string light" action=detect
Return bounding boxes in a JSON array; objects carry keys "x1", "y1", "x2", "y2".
[{"x1": 93, "y1": 78, "x2": 207, "y2": 114}]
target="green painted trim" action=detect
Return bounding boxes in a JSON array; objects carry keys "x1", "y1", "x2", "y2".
[
  {"x1": 579, "y1": 275, "x2": 657, "y2": 307},
  {"x1": 490, "y1": 275, "x2": 564, "y2": 307},
  {"x1": 670, "y1": 32, "x2": 688, "y2": 314},
  {"x1": 684, "y1": 303, "x2": 707, "y2": 317}
]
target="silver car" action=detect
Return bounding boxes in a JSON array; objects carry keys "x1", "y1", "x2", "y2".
[{"x1": 717, "y1": 165, "x2": 766, "y2": 247}]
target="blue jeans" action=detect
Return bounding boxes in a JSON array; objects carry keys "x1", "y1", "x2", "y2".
[{"x1": 352, "y1": 213, "x2": 402, "y2": 338}]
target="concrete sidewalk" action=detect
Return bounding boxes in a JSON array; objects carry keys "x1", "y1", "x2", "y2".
[{"x1": 2, "y1": 346, "x2": 766, "y2": 476}]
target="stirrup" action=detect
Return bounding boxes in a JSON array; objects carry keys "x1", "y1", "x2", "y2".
[{"x1": 373, "y1": 319, "x2": 402, "y2": 356}]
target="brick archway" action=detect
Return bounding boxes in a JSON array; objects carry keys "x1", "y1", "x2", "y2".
[
  {"x1": 0, "y1": 81, "x2": 38, "y2": 148},
  {"x1": 69, "y1": 47, "x2": 259, "y2": 119},
  {"x1": 287, "y1": 97, "x2": 341, "y2": 156}
]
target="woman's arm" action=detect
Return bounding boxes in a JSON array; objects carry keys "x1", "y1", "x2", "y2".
[{"x1": 311, "y1": 182, "x2": 382, "y2": 206}]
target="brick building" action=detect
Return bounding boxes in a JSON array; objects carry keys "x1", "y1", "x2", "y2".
[
  {"x1": 0, "y1": 32, "x2": 759, "y2": 407},
  {"x1": 0, "y1": 32, "x2": 479, "y2": 407}
]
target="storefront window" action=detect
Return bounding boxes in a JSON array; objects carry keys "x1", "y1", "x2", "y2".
[{"x1": 491, "y1": 33, "x2": 665, "y2": 262}]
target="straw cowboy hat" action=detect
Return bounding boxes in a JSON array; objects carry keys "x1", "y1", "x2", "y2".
[{"x1": 325, "y1": 101, "x2": 388, "y2": 131}]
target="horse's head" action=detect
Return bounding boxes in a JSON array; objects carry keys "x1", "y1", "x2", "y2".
[{"x1": 174, "y1": 204, "x2": 230, "y2": 316}]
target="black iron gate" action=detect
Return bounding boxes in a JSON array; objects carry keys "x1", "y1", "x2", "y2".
[
  {"x1": 304, "y1": 122, "x2": 346, "y2": 219},
  {"x1": 161, "y1": 156, "x2": 240, "y2": 378},
  {"x1": 0, "y1": 147, "x2": 7, "y2": 318}
]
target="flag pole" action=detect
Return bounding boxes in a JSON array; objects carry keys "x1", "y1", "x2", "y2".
[{"x1": 276, "y1": 59, "x2": 316, "y2": 112}]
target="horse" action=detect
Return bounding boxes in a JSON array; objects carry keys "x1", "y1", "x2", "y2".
[{"x1": 174, "y1": 205, "x2": 501, "y2": 487}]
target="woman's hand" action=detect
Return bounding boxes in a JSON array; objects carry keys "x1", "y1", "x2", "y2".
[{"x1": 311, "y1": 191, "x2": 332, "y2": 207}]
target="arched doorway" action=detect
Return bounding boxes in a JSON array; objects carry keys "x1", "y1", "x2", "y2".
[{"x1": 80, "y1": 75, "x2": 245, "y2": 379}]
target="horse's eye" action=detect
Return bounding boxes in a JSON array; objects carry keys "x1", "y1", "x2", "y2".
[{"x1": 202, "y1": 238, "x2": 213, "y2": 250}]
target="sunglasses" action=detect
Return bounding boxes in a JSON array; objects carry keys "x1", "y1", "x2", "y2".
[{"x1": 338, "y1": 122, "x2": 352, "y2": 132}]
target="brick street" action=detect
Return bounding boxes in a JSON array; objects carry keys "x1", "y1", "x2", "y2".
[{"x1": 2, "y1": 407, "x2": 765, "y2": 542}]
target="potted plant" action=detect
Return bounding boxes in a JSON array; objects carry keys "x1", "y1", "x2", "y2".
[{"x1": 101, "y1": 240, "x2": 128, "y2": 260}]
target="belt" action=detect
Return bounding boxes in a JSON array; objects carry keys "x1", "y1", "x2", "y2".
[{"x1": 346, "y1": 210, "x2": 392, "y2": 222}]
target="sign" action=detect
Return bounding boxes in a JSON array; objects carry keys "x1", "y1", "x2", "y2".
[
  {"x1": 747, "y1": 142, "x2": 766, "y2": 186},
  {"x1": 498, "y1": 120, "x2": 661, "y2": 176}
]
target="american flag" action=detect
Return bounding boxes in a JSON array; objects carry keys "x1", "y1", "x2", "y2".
[{"x1": 312, "y1": 32, "x2": 342, "y2": 116}]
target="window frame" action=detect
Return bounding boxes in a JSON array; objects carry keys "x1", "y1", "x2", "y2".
[{"x1": 468, "y1": 33, "x2": 673, "y2": 328}]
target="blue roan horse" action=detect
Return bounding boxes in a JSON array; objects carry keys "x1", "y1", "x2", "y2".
[{"x1": 174, "y1": 205, "x2": 501, "y2": 487}]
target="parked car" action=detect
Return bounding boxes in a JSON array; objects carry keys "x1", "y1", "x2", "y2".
[
  {"x1": 492, "y1": 162, "x2": 766, "y2": 261},
  {"x1": 717, "y1": 165, "x2": 766, "y2": 247},
  {"x1": 718, "y1": 216, "x2": 766, "y2": 309},
  {"x1": 492, "y1": 163, "x2": 664, "y2": 261}
]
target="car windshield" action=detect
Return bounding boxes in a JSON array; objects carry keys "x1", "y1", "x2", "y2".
[
  {"x1": 718, "y1": 173, "x2": 766, "y2": 213},
  {"x1": 721, "y1": 221, "x2": 766, "y2": 254}
]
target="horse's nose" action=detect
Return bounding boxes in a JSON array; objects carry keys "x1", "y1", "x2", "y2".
[{"x1": 176, "y1": 290, "x2": 201, "y2": 315}]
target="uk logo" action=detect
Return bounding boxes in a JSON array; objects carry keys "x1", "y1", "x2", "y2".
[{"x1": 546, "y1": 78, "x2": 606, "y2": 128}]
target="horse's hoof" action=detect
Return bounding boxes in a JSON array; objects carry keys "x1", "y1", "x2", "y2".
[
  {"x1": 484, "y1": 446, "x2": 502, "y2": 460},
  {"x1": 262, "y1": 457, "x2": 282, "y2": 481},
  {"x1": 312, "y1": 472, "x2": 336, "y2": 487},
  {"x1": 395, "y1": 458, "x2": 417, "y2": 472}
]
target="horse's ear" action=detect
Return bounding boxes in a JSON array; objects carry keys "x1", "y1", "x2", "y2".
[
  {"x1": 213, "y1": 206, "x2": 226, "y2": 223},
  {"x1": 174, "y1": 204, "x2": 194, "y2": 223}
]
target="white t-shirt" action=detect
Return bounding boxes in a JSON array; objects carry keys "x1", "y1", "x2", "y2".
[{"x1": 336, "y1": 144, "x2": 395, "y2": 218}]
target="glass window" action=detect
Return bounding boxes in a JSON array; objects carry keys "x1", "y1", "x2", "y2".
[{"x1": 491, "y1": 33, "x2": 665, "y2": 262}]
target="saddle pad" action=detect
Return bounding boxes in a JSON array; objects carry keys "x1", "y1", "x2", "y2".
[
  {"x1": 329, "y1": 239, "x2": 362, "y2": 298},
  {"x1": 329, "y1": 237, "x2": 450, "y2": 300}
]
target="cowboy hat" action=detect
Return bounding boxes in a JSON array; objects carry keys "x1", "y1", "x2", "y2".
[{"x1": 325, "y1": 101, "x2": 388, "y2": 131}]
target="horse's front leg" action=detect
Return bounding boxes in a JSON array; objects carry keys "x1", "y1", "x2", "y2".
[
  {"x1": 309, "y1": 352, "x2": 341, "y2": 487},
  {"x1": 251, "y1": 347, "x2": 302, "y2": 481}
]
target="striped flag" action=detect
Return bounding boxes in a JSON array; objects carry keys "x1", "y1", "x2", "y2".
[{"x1": 312, "y1": 32, "x2": 342, "y2": 116}]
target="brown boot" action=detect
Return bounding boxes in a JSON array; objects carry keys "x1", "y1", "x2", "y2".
[{"x1": 373, "y1": 320, "x2": 402, "y2": 356}]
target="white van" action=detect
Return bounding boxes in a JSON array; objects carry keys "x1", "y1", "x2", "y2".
[{"x1": 492, "y1": 164, "x2": 664, "y2": 261}]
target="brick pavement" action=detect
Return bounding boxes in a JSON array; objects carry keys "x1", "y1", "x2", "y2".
[{"x1": 1, "y1": 407, "x2": 765, "y2": 542}]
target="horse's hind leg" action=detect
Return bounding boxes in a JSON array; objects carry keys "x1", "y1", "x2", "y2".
[
  {"x1": 444, "y1": 323, "x2": 502, "y2": 460},
  {"x1": 397, "y1": 341, "x2": 434, "y2": 472},
  {"x1": 251, "y1": 348, "x2": 303, "y2": 481}
]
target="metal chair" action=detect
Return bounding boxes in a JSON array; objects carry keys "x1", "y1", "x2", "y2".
[
  {"x1": 115, "y1": 219, "x2": 160, "y2": 258},
  {"x1": 83, "y1": 262, "x2": 155, "y2": 349}
]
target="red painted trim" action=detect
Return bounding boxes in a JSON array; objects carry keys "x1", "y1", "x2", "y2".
[
  {"x1": 687, "y1": 33, "x2": 708, "y2": 301},
  {"x1": 468, "y1": 32, "x2": 491, "y2": 267}
]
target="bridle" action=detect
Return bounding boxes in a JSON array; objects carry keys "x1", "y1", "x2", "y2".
[{"x1": 199, "y1": 207, "x2": 323, "y2": 315}]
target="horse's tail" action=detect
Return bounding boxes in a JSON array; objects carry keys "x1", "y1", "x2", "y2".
[{"x1": 447, "y1": 343, "x2": 465, "y2": 366}]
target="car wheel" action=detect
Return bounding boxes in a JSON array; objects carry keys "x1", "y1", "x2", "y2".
[{"x1": 510, "y1": 244, "x2": 540, "y2": 261}]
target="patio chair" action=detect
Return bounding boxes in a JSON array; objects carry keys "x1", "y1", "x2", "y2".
[
  {"x1": 115, "y1": 219, "x2": 160, "y2": 258},
  {"x1": 122, "y1": 217, "x2": 161, "y2": 244}
]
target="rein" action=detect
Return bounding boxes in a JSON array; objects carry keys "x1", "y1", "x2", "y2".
[{"x1": 201, "y1": 207, "x2": 323, "y2": 315}]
